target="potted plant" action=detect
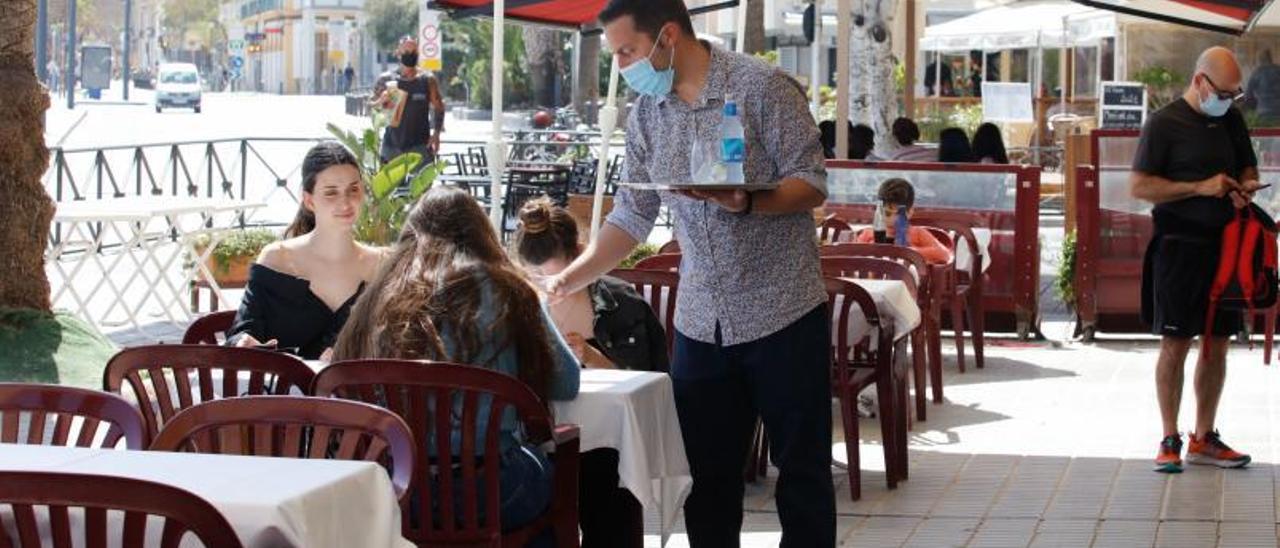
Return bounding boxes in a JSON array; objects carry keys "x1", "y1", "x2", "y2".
[{"x1": 193, "y1": 228, "x2": 278, "y2": 286}]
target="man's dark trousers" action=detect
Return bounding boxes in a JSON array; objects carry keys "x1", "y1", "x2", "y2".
[{"x1": 672, "y1": 303, "x2": 835, "y2": 548}]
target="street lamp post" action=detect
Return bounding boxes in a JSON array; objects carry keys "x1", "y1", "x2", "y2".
[
  {"x1": 65, "y1": 0, "x2": 76, "y2": 109},
  {"x1": 36, "y1": 0, "x2": 48, "y2": 82},
  {"x1": 123, "y1": 0, "x2": 132, "y2": 101}
]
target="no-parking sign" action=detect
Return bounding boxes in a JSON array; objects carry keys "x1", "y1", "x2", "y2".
[{"x1": 418, "y1": 4, "x2": 443, "y2": 71}]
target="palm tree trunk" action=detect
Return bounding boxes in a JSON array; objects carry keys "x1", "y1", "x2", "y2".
[{"x1": 0, "y1": 0, "x2": 56, "y2": 312}]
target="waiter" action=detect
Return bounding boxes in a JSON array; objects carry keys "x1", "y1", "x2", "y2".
[
  {"x1": 372, "y1": 36, "x2": 445, "y2": 165},
  {"x1": 1131, "y1": 46, "x2": 1263, "y2": 474},
  {"x1": 549, "y1": 0, "x2": 835, "y2": 545}
]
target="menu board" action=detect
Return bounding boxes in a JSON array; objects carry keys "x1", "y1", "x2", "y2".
[
  {"x1": 981, "y1": 82, "x2": 1035, "y2": 122},
  {"x1": 1099, "y1": 81, "x2": 1147, "y2": 129}
]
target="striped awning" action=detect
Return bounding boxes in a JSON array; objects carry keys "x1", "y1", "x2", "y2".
[{"x1": 1072, "y1": 0, "x2": 1279, "y2": 34}]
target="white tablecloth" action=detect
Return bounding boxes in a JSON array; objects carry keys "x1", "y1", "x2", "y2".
[
  {"x1": 0, "y1": 443, "x2": 411, "y2": 548},
  {"x1": 552, "y1": 369, "x2": 690, "y2": 545},
  {"x1": 834, "y1": 278, "x2": 921, "y2": 345}
]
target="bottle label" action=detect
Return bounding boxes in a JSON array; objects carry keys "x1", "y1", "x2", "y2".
[{"x1": 721, "y1": 138, "x2": 745, "y2": 164}]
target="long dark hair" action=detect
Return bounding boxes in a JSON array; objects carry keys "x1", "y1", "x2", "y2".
[
  {"x1": 284, "y1": 142, "x2": 361, "y2": 238},
  {"x1": 971, "y1": 123, "x2": 1009, "y2": 164},
  {"x1": 514, "y1": 197, "x2": 580, "y2": 266},
  {"x1": 937, "y1": 127, "x2": 974, "y2": 163},
  {"x1": 331, "y1": 187, "x2": 556, "y2": 404}
]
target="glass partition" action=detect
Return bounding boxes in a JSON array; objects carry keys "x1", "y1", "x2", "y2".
[{"x1": 828, "y1": 168, "x2": 1018, "y2": 212}]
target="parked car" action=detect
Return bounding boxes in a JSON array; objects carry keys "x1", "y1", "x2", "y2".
[{"x1": 155, "y1": 63, "x2": 201, "y2": 113}]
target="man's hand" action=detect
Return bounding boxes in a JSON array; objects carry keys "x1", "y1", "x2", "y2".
[
  {"x1": 234, "y1": 334, "x2": 277, "y2": 349},
  {"x1": 1196, "y1": 173, "x2": 1240, "y2": 198},
  {"x1": 674, "y1": 188, "x2": 748, "y2": 213},
  {"x1": 1228, "y1": 179, "x2": 1266, "y2": 209}
]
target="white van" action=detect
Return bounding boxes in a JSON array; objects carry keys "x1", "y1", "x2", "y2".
[{"x1": 155, "y1": 63, "x2": 202, "y2": 113}]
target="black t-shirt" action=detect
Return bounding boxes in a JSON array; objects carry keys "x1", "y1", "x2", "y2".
[
  {"x1": 375, "y1": 69, "x2": 435, "y2": 155},
  {"x1": 1132, "y1": 98, "x2": 1257, "y2": 234}
]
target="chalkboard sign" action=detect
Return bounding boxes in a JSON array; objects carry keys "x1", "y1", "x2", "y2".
[
  {"x1": 1099, "y1": 81, "x2": 1147, "y2": 129},
  {"x1": 1103, "y1": 84, "x2": 1145, "y2": 107},
  {"x1": 1101, "y1": 109, "x2": 1144, "y2": 129}
]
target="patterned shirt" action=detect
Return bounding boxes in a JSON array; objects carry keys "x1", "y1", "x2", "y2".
[{"x1": 605, "y1": 44, "x2": 828, "y2": 346}]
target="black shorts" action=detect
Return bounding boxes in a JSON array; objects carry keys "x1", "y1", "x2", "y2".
[{"x1": 1142, "y1": 234, "x2": 1242, "y2": 338}]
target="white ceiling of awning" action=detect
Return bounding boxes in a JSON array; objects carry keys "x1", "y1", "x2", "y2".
[{"x1": 920, "y1": 1, "x2": 1116, "y2": 52}]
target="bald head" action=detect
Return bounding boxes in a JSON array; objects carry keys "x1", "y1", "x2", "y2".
[{"x1": 1194, "y1": 46, "x2": 1243, "y2": 91}]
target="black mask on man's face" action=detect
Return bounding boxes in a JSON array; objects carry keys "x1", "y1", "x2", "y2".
[{"x1": 400, "y1": 52, "x2": 419, "y2": 68}]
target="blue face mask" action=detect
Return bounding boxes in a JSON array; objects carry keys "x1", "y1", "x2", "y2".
[
  {"x1": 1199, "y1": 78, "x2": 1232, "y2": 117},
  {"x1": 621, "y1": 29, "x2": 675, "y2": 97}
]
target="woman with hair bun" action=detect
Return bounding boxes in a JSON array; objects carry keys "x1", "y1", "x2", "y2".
[
  {"x1": 513, "y1": 197, "x2": 668, "y2": 548},
  {"x1": 225, "y1": 141, "x2": 385, "y2": 360}
]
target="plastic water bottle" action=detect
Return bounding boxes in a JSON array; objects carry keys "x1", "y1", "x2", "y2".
[
  {"x1": 720, "y1": 94, "x2": 745, "y2": 184},
  {"x1": 894, "y1": 207, "x2": 909, "y2": 246},
  {"x1": 872, "y1": 203, "x2": 888, "y2": 244}
]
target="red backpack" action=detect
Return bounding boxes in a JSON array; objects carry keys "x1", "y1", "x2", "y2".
[{"x1": 1203, "y1": 205, "x2": 1279, "y2": 355}]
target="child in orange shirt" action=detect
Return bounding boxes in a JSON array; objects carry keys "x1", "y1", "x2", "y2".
[{"x1": 854, "y1": 178, "x2": 954, "y2": 265}]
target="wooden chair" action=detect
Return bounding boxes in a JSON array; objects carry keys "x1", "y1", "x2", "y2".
[
  {"x1": 820, "y1": 256, "x2": 915, "y2": 484},
  {"x1": 151, "y1": 395, "x2": 415, "y2": 501},
  {"x1": 657, "y1": 239, "x2": 681, "y2": 255},
  {"x1": 0, "y1": 383, "x2": 148, "y2": 450},
  {"x1": 822, "y1": 243, "x2": 936, "y2": 420},
  {"x1": 0, "y1": 471, "x2": 243, "y2": 548},
  {"x1": 103, "y1": 345, "x2": 317, "y2": 440},
  {"x1": 182, "y1": 310, "x2": 238, "y2": 344},
  {"x1": 607, "y1": 268, "x2": 679, "y2": 355},
  {"x1": 826, "y1": 276, "x2": 901, "y2": 500},
  {"x1": 312, "y1": 360, "x2": 581, "y2": 548},
  {"x1": 916, "y1": 216, "x2": 987, "y2": 372},
  {"x1": 633, "y1": 252, "x2": 681, "y2": 272},
  {"x1": 818, "y1": 214, "x2": 855, "y2": 244}
]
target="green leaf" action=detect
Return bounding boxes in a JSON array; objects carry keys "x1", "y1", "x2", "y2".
[
  {"x1": 409, "y1": 160, "x2": 443, "y2": 199},
  {"x1": 371, "y1": 153, "x2": 420, "y2": 200},
  {"x1": 363, "y1": 129, "x2": 379, "y2": 169}
]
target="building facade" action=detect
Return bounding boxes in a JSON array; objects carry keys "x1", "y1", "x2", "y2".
[{"x1": 225, "y1": 0, "x2": 371, "y2": 94}]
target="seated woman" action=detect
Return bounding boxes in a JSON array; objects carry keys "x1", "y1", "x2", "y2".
[
  {"x1": 514, "y1": 197, "x2": 668, "y2": 372},
  {"x1": 971, "y1": 122, "x2": 1010, "y2": 164},
  {"x1": 225, "y1": 142, "x2": 383, "y2": 360},
  {"x1": 331, "y1": 187, "x2": 580, "y2": 541},
  {"x1": 854, "y1": 178, "x2": 954, "y2": 265},
  {"x1": 513, "y1": 198, "x2": 666, "y2": 548}
]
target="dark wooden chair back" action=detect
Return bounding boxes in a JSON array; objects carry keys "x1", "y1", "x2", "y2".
[
  {"x1": 0, "y1": 383, "x2": 147, "y2": 450},
  {"x1": 182, "y1": 310, "x2": 237, "y2": 345},
  {"x1": 103, "y1": 345, "x2": 317, "y2": 439},
  {"x1": 0, "y1": 471, "x2": 244, "y2": 548},
  {"x1": 821, "y1": 256, "x2": 918, "y2": 298},
  {"x1": 607, "y1": 268, "x2": 679, "y2": 353},
  {"x1": 312, "y1": 360, "x2": 580, "y2": 547},
  {"x1": 657, "y1": 239, "x2": 681, "y2": 255},
  {"x1": 633, "y1": 253, "x2": 681, "y2": 272},
  {"x1": 818, "y1": 215, "x2": 855, "y2": 244},
  {"x1": 150, "y1": 395, "x2": 415, "y2": 501}
]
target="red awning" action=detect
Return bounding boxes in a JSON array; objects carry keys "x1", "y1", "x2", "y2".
[
  {"x1": 429, "y1": 0, "x2": 609, "y2": 28},
  {"x1": 1073, "y1": 0, "x2": 1278, "y2": 34}
]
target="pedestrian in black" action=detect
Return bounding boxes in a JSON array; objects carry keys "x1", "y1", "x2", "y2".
[{"x1": 372, "y1": 36, "x2": 446, "y2": 165}]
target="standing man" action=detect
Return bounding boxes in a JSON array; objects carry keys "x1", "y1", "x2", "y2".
[
  {"x1": 372, "y1": 36, "x2": 445, "y2": 165},
  {"x1": 343, "y1": 63, "x2": 355, "y2": 94},
  {"x1": 550, "y1": 1, "x2": 835, "y2": 545},
  {"x1": 1132, "y1": 46, "x2": 1263, "y2": 474}
]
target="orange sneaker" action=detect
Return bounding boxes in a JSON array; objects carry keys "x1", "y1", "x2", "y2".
[
  {"x1": 1154, "y1": 434, "x2": 1183, "y2": 474},
  {"x1": 1187, "y1": 430, "x2": 1251, "y2": 469}
]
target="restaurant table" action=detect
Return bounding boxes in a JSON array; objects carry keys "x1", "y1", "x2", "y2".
[
  {"x1": 836, "y1": 278, "x2": 921, "y2": 344},
  {"x1": 837, "y1": 226, "x2": 993, "y2": 273},
  {"x1": 46, "y1": 197, "x2": 265, "y2": 331},
  {"x1": 299, "y1": 363, "x2": 690, "y2": 546},
  {"x1": 0, "y1": 443, "x2": 411, "y2": 548}
]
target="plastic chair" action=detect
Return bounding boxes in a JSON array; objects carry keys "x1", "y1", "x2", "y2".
[
  {"x1": 633, "y1": 253, "x2": 681, "y2": 272},
  {"x1": 818, "y1": 214, "x2": 855, "y2": 245},
  {"x1": 103, "y1": 345, "x2": 317, "y2": 439},
  {"x1": 0, "y1": 471, "x2": 244, "y2": 548},
  {"x1": 607, "y1": 268, "x2": 679, "y2": 355},
  {"x1": 150, "y1": 395, "x2": 415, "y2": 501},
  {"x1": 657, "y1": 240, "x2": 681, "y2": 255},
  {"x1": 312, "y1": 360, "x2": 581, "y2": 548},
  {"x1": 0, "y1": 383, "x2": 148, "y2": 450},
  {"x1": 182, "y1": 310, "x2": 237, "y2": 345},
  {"x1": 915, "y1": 214, "x2": 987, "y2": 372},
  {"x1": 825, "y1": 276, "x2": 901, "y2": 500},
  {"x1": 821, "y1": 243, "x2": 936, "y2": 420}
]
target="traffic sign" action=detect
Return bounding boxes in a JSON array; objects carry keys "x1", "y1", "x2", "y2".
[{"x1": 230, "y1": 56, "x2": 244, "y2": 69}]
